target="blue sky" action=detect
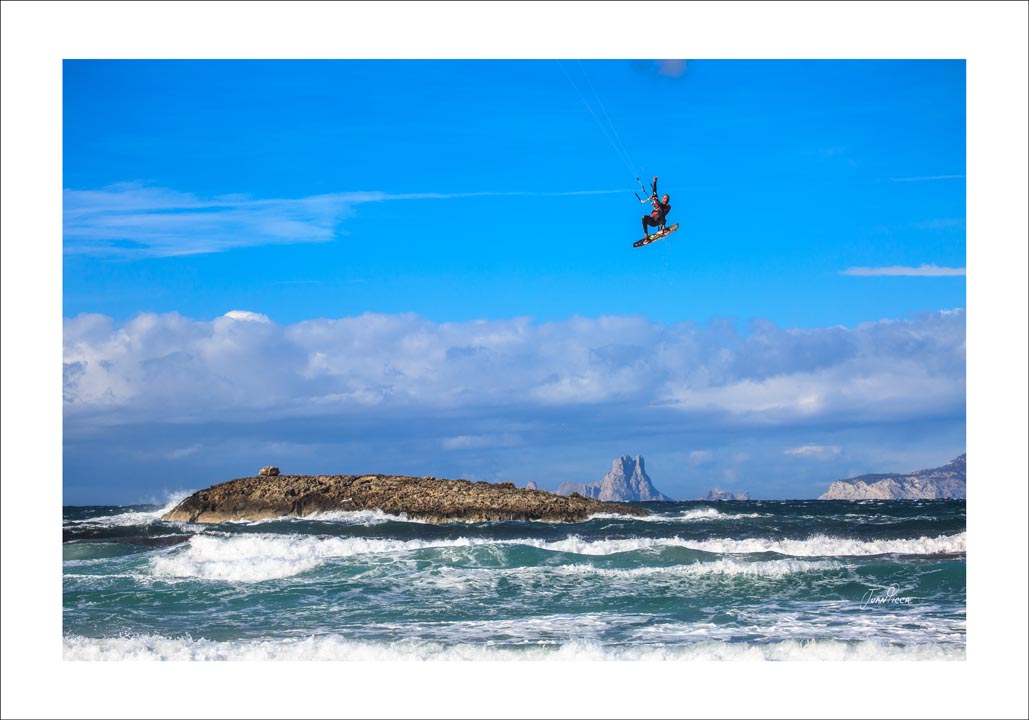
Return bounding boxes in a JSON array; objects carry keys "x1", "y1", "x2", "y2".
[{"x1": 62, "y1": 60, "x2": 967, "y2": 503}]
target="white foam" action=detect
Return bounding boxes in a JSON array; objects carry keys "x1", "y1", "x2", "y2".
[
  {"x1": 681, "y1": 507, "x2": 724, "y2": 520},
  {"x1": 63, "y1": 634, "x2": 964, "y2": 661},
  {"x1": 147, "y1": 530, "x2": 966, "y2": 582},
  {"x1": 68, "y1": 492, "x2": 194, "y2": 527},
  {"x1": 67, "y1": 510, "x2": 162, "y2": 527},
  {"x1": 659, "y1": 508, "x2": 767, "y2": 521},
  {"x1": 586, "y1": 512, "x2": 653, "y2": 521},
  {"x1": 308, "y1": 509, "x2": 427, "y2": 524},
  {"x1": 528, "y1": 532, "x2": 966, "y2": 557},
  {"x1": 559, "y1": 558, "x2": 844, "y2": 579},
  {"x1": 409, "y1": 559, "x2": 845, "y2": 595},
  {"x1": 672, "y1": 532, "x2": 967, "y2": 557},
  {"x1": 149, "y1": 534, "x2": 496, "y2": 582},
  {"x1": 589, "y1": 508, "x2": 767, "y2": 523},
  {"x1": 628, "y1": 606, "x2": 967, "y2": 648},
  {"x1": 840, "y1": 513, "x2": 956, "y2": 523},
  {"x1": 247, "y1": 509, "x2": 427, "y2": 526}
]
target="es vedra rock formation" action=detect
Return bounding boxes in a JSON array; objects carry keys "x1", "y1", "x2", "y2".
[
  {"x1": 819, "y1": 454, "x2": 966, "y2": 500},
  {"x1": 556, "y1": 455, "x2": 673, "y2": 502},
  {"x1": 162, "y1": 469, "x2": 650, "y2": 524}
]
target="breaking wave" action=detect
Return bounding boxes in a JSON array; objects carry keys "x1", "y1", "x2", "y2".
[
  {"x1": 528, "y1": 532, "x2": 966, "y2": 557},
  {"x1": 65, "y1": 492, "x2": 194, "y2": 527},
  {"x1": 589, "y1": 507, "x2": 767, "y2": 522},
  {"x1": 149, "y1": 534, "x2": 490, "y2": 582},
  {"x1": 63, "y1": 633, "x2": 964, "y2": 661},
  {"x1": 250, "y1": 508, "x2": 428, "y2": 526},
  {"x1": 144, "y1": 531, "x2": 964, "y2": 583}
]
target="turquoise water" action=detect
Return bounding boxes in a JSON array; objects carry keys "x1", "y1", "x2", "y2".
[{"x1": 63, "y1": 500, "x2": 966, "y2": 660}]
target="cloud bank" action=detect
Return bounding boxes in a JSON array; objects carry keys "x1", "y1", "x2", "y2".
[
  {"x1": 62, "y1": 309, "x2": 966, "y2": 501},
  {"x1": 64, "y1": 309, "x2": 966, "y2": 429}
]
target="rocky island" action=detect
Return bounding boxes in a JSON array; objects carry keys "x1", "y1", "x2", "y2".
[
  {"x1": 698, "y1": 488, "x2": 752, "y2": 501},
  {"x1": 161, "y1": 467, "x2": 650, "y2": 524}
]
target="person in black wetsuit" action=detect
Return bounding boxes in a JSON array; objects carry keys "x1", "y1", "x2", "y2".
[{"x1": 641, "y1": 176, "x2": 671, "y2": 241}]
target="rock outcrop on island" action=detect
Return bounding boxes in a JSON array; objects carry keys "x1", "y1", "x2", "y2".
[
  {"x1": 556, "y1": 455, "x2": 673, "y2": 502},
  {"x1": 698, "y1": 488, "x2": 752, "y2": 501},
  {"x1": 161, "y1": 473, "x2": 650, "y2": 524},
  {"x1": 819, "y1": 454, "x2": 966, "y2": 500}
]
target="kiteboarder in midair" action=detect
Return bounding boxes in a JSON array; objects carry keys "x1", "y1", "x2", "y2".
[{"x1": 641, "y1": 176, "x2": 671, "y2": 242}]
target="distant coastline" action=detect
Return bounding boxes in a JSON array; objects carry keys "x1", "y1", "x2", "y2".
[{"x1": 819, "y1": 455, "x2": 966, "y2": 500}]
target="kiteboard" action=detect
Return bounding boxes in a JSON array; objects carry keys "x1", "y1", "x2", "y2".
[{"x1": 633, "y1": 223, "x2": 679, "y2": 248}]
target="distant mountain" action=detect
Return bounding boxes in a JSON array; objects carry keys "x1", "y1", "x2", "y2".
[
  {"x1": 819, "y1": 454, "x2": 966, "y2": 500},
  {"x1": 698, "y1": 488, "x2": 752, "y2": 501},
  {"x1": 557, "y1": 455, "x2": 673, "y2": 502}
]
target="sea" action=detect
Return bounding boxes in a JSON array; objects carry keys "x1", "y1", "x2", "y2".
[{"x1": 63, "y1": 498, "x2": 966, "y2": 661}]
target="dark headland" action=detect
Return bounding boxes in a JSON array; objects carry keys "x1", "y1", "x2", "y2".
[{"x1": 161, "y1": 470, "x2": 651, "y2": 524}]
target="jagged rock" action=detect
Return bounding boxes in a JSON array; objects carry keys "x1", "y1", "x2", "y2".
[
  {"x1": 598, "y1": 456, "x2": 672, "y2": 501},
  {"x1": 258, "y1": 466, "x2": 280, "y2": 477},
  {"x1": 161, "y1": 474, "x2": 650, "y2": 524},
  {"x1": 556, "y1": 455, "x2": 672, "y2": 502},
  {"x1": 698, "y1": 488, "x2": 752, "y2": 501},
  {"x1": 819, "y1": 454, "x2": 966, "y2": 500}
]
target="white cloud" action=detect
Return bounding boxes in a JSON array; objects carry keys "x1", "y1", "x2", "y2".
[
  {"x1": 165, "y1": 445, "x2": 202, "y2": 460},
  {"x1": 223, "y1": 310, "x2": 271, "y2": 323},
  {"x1": 785, "y1": 444, "x2": 842, "y2": 459},
  {"x1": 841, "y1": 265, "x2": 966, "y2": 277},
  {"x1": 688, "y1": 450, "x2": 713, "y2": 464},
  {"x1": 63, "y1": 183, "x2": 623, "y2": 257},
  {"x1": 63, "y1": 184, "x2": 369, "y2": 257},
  {"x1": 63, "y1": 310, "x2": 966, "y2": 435},
  {"x1": 442, "y1": 433, "x2": 523, "y2": 450}
]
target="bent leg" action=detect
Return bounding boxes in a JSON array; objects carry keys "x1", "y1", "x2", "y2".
[{"x1": 642, "y1": 215, "x2": 659, "y2": 237}]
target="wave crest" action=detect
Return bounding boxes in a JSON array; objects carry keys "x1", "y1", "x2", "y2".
[
  {"x1": 149, "y1": 534, "x2": 491, "y2": 582},
  {"x1": 525, "y1": 532, "x2": 965, "y2": 557},
  {"x1": 63, "y1": 634, "x2": 964, "y2": 661},
  {"x1": 145, "y1": 531, "x2": 964, "y2": 583}
]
